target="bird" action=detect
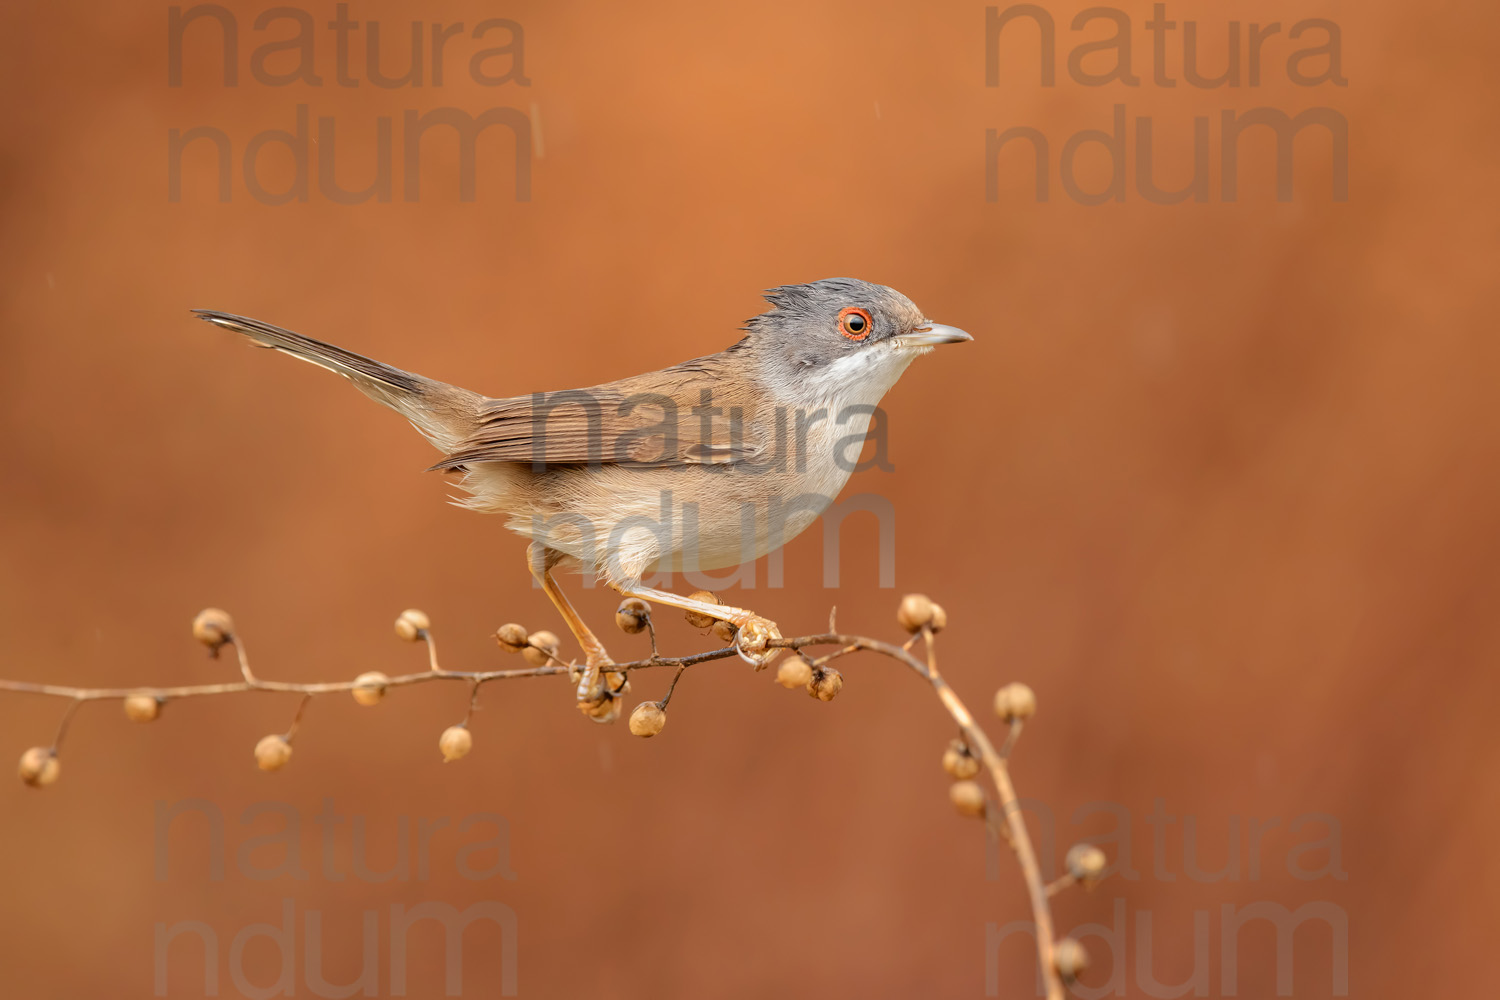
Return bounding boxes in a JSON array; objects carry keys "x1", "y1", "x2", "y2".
[{"x1": 194, "y1": 278, "x2": 971, "y2": 713}]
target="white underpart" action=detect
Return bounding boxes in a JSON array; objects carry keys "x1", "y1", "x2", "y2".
[
  {"x1": 811, "y1": 342, "x2": 924, "y2": 409},
  {"x1": 759, "y1": 341, "x2": 924, "y2": 540}
]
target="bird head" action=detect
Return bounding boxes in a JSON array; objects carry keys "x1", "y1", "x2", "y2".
[{"x1": 741, "y1": 278, "x2": 971, "y2": 406}]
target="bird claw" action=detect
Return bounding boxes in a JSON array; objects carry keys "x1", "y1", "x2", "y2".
[
  {"x1": 574, "y1": 651, "x2": 623, "y2": 702},
  {"x1": 734, "y1": 616, "x2": 783, "y2": 669},
  {"x1": 576, "y1": 658, "x2": 626, "y2": 724}
]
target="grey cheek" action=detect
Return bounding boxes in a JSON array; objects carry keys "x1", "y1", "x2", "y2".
[{"x1": 799, "y1": 356, "x2": 820, "y2": 367}]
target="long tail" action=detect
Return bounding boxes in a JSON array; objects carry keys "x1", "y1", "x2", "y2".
[{"x1": 193, "y1": 310, "x2": 482, "y2": 454}]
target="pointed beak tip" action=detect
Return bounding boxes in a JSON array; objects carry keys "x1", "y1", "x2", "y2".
[{"x1": 907, "y1": 323, "x2": 973, "y2": 347}]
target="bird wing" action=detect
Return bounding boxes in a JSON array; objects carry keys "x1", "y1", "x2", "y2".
[{"x1": 428, "y1": 357, "x2": 769, "y2": 471}]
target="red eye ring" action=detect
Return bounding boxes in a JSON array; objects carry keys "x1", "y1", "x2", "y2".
[{"x1": 838, "y1": 307, "x2": 873, "y2": 341}]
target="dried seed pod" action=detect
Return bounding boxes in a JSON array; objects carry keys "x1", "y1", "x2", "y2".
[
  {"x1": 942, "y1": 739, "x2": 980, "y2": 780},
  {"x1": 494, "y1": 623, "x2": 528, "y2": 653},
  {"x1": 929, "y1": 603, "x2": 948, "y2": 633},
  {"x1": 775, "y1": 655, "x2": 813, "y2": 690},
  {"x1": 684, "y1": 591, "x2": 719, "y2": 629},
  {"x1": 351, "y1": 671, "x2": 389, "y2": 707},
  {"x1": 394, "y1": 608, "x2": 431, "y2": 642},
  {"x1": 614, "y1": 599, "x2": 650, "y2": 634},
  {"x1": 806, "y1": 666, "x2": 844, "y2": 702},
  {"x1": 192, "y1": 608, "x2": 234, "y2": 652},
  {"x1": 896, "y1": 594, "x2": 936, "y2": 633},
  {"x1": 949, "y1": 779, "x2": 986, "y2": 817},
  {"x1": 522, "y1": 630, "x2": 560, "y2": 667},
  {"x1": 17, "y1": 747, "x2": 59, "y2": 788},
  {"x1": 993, "y1": 682, "x2": 1037, "y2": 722},
  {"x1": 1065, "y1": 843, "x2": 1108, "y2": 885},
  {"x1": 628, "y1": 702, "x2": 667, "y2": 737},
  {"x1": 439, "y1": 724, "x2": 472, "y2": 762},
  {"x1": 254, "y1": 734, "x2": 292, "y2": 772},
  {"x1": 1053, "y1": 938, "x2": 1089, "y2": 982},
  {"x1": 123, "y1": 694, "x2": 163, "y2": 723},
  {"x1": 711, "y1": 619, "x2": 738, "y2": 643}
]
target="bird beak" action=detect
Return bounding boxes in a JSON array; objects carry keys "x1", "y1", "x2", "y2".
[{"x1": 898, "y1": 323, "x2": 973, "y2": 349}]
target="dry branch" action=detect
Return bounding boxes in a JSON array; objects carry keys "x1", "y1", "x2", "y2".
[{"x1": 1, "y1": 594, "x2": 1105, "y2": 998}]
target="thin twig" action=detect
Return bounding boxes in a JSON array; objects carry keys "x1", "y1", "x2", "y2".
[
  {"x1": 658, "y1": 663, "x2": 690, "y2": 708},
  {"x1": 644, "y1": 611, "x2": 660, "y2": 660},
  {"x1": 50, "y1": 698, "x2": 85, "y2": 752},
  {"x1": 284, "y1": 693, "x2": 313, "y2": 741},
  {"x1": 420, "y1": 630, "x2": 441, "y2": 672},
  {"x1": 231, "y1": 637, "x2": 255, "y2": 683},
  {"x1": 810, "y1": 643, "x2": 861, "y2": 668},
  {"x1": 999, "y1": 720, "x2": 1023, "y2": 760},
  {"x1": 1044, "y1": 873, "x2": 1077, "y2": 898}
]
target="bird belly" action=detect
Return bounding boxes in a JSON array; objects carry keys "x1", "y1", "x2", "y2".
[{"x1": 464, "y1": 457, "x2": 855, "y2": 584}]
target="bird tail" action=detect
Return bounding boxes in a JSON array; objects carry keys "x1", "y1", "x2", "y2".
[{"x1": 193, "y1": 310, "x2": 482, "y2": 454}]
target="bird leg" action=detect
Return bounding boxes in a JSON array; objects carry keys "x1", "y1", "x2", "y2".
[
  {"x1": 527, "y1": 544, "x2": 626, "y2": 717},
  {"x1": 618, "y1": 586, "x2": 783, "y2": 668}
]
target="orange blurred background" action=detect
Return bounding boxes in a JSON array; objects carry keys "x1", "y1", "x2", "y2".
[{"x1": 1, "y1": 0, "x2": 1495, "y2": 996}]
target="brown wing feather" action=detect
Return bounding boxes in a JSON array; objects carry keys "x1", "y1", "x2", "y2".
[{"x1": 428, "y1": 356, "x2": 766, "y2": 471}]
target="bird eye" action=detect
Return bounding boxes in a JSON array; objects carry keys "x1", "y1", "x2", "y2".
[{"x1": 838, "y1": 307, "x2": 872, "y2": 341}]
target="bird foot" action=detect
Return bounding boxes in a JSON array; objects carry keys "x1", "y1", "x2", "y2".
[
  {"x1": 733, "y1": 615, "x2": 783, "y2": 669},
  {"x1": 572, "y1": 650, "x2": 625, "y2": 717},
  {"x1": 574, "y1": 651, "x2": 627, "y2": 723}
]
